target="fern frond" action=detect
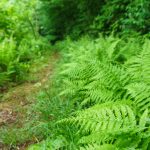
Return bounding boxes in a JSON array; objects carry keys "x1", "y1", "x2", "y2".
[
  {"x1": 80, "y1": 143, "x2": 118, "y2": 150},
  {"x1": 81, "y1": 64, "x2": 130, "y2": 105},
  {"x1": 81, "y1": 88, "x2": 115, "y2": 106},
  {"x1": 77, "y1": 110, "x2": 149, "y2": 149},
  {"x1": 59, "y1": 102, "x2": 136, "y2": 135},
  {"x1": 126, "y1": 40, "x2": 150, "y2": 84},
  {"x1": 95, "y1": 35, "x2": 121, "y2": 62},
  {"x1": 125, "y1": 83, "x2": 150, "y2": 114},
  {"x1": 139, "y1": 109, "x2": 149, "y2": 127}
]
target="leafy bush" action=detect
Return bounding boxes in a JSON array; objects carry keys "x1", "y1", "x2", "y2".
[
  {"x1": 29, "y1": 36, "x2": 150, "y2": 149},
  {"x1": 91, "y1": 0, "x2": 150, "y2": 36},
  {"x1": 0, "y1": 0, "x2": 50, "y2": 86}
]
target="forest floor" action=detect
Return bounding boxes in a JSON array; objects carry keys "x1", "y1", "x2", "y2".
[{"x1": 0, "y1": 52, "x2": 59, "y2": 150}]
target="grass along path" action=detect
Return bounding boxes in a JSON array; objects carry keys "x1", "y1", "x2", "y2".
[{"x1": 0, "y1": 52, "x2": 59, "y2": 149}]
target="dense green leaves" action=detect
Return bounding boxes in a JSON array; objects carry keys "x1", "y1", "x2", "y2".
[
  {"x1": 0, "y1": 0, "x2": 49, "y2": 86},
  {"x1": 39, "y1": 0, "x2": 150, "y2": 41},
  {"x1": 29, "y1": 36, "x2": 150, "y2": 149},
  {"x1": 57, "y1": 37, "x2": 150, "y2": 149}
]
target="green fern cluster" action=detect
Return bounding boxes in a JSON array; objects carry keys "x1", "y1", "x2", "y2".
[
  {"x1": 28, "y1": 36, "x2": 150, "y2": 150},
  {"x1": 55, "y1": 36, "x2": 150, "y2": 149}
]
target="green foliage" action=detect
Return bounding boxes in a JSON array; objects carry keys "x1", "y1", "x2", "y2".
[
  {"x1": 0, "y1": 0, "x2": 50, "y2": 86},
  {"x1": 38, "y1": 0, "x2": 104, "y2": 40},
  {"x1": 29, "y1": 36, "x2": 150, "y2": 149},
  {"x1": 39, "y1": 0, "x2": 150, "y2": 40},
  {"x1": 91, "y1": 0, "x2": 150, "y2": 35}
]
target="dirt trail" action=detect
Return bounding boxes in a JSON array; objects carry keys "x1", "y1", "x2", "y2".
[{"x1": 0, "y1": 53, "x2": 59, "y2": 149}]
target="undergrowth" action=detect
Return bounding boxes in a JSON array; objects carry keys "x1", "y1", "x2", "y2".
[
  {"x1": 28, "y1": 35, "x2": 150, "y2": 150},
  {"x1": 39, "y1": 0, "x2": 150, "y2": 41},
  {"x1": 0, "y1": 0, "x2": 50, "y2": 87}
]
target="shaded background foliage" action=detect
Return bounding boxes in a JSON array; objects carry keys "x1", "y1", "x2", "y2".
[{"x1": 39, "y1": 0, "x2": 150, "y2": 41}]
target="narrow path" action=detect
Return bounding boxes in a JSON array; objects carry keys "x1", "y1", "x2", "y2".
[{"x1": 0, "y1": 52, "x2": 59, "y2": 149}]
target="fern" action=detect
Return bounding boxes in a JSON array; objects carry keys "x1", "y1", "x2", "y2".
[
  {"x1": 58, "y1": 106, "x2": 149, "y2": 149},
  {"x1": 29, "y1": 36, "x2": 150, "y2": 149},
  {"x1": 125, "y1": 83, "x2": 150, "y2": 114},
  {"x1": 56, "y1": 37, "x2": 150, "y2": 149},
  {"x1": 59, "y1": 102, "x2": 136, "y2": 134},
  {"x1": 125, "y1": 40, "x2": 150, "y2": 84},
  {"x1": 80, "y1": 144, "x2": 118, "y2": 150}
]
